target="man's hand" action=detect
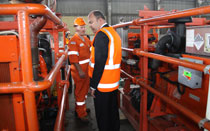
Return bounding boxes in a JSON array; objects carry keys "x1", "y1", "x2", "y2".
[
  {"x1": 78, "y1": 70, "x2": 85, "y2": 78},
  {"x1": 91, "y1": 89, "x2": 96, "y2": 98}
]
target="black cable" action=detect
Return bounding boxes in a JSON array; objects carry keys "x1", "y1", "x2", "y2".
[{"x1": 156, "y1": 71, "x2": 186, "y2": 95}]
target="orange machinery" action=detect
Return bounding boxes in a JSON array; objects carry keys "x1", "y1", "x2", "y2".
[
  {"x1": 0, "y1": 3, "x2": 70, "y2": 131},
  {"x1": 115, "y1": 6, "x2": 210, "y2": 131}
]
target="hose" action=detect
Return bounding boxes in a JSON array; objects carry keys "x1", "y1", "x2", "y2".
[{"x1": 0, "y1": 30, "x2": 19, "y2": 37}]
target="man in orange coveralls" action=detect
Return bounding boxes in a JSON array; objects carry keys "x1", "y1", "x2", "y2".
[{"x1": 68, "y1": 17, "x2": 91, "y2": 122}]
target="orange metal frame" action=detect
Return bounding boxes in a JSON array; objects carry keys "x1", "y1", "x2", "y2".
[
  {"x1": 0, "y1": 4, "x2": 69, "y2": 131},
  {"x1": 115, "y1": 5, "x2": 210, "y2": 131}
]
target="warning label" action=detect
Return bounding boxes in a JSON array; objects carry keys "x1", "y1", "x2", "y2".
[
  {"x1": 194, "y1": 34, "x2": 204, "y2": 50},
  {"x1": 183, "y1": 70, "x2": 192, "y2": 81}
]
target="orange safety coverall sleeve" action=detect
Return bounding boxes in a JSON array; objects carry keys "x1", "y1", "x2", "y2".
[{"x1": 68, "y1": 39, "x2": 79, "y2": 64}]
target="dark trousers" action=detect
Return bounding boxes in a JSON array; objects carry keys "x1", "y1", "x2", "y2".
[{"x1": 94, "y1": 89, "x2": 120, "y2": 131}]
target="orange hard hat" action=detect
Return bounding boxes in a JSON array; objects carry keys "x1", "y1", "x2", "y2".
[{"x1": 74, "y1": 17, "x2": 86, "y2": 26}]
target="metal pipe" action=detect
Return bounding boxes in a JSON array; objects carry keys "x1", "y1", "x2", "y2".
[
  {"x1": 134, "y1": 6, "x2": 210, "y2": 25},
  {"x1": 45, "y1": 54, "x2": 66, "y2": 82},
  {"x1": 137, "y1": 80, "x2": 210, "y2": 131},
  {"x1": 54, "y1": 66, "x2": 71, "y2": 131},
  {"x1": 121, "y1": 70, "x2": 210, "y2": 130},
  {"x1": 140, "y1": 25, "x2": 149, "y2": 131},
  {"x1": 30, "y1": 16, "x2": 47, "y2": 81},
  {"x1": 112, "y1": 21, "x2": 133, "y2": 29},
  {"x1": 132, "y1": 49, "x2": 208, "y2": 73},
  {"x1": 205, "y1": 76, "x2": 210, "y2": 131},
  {"x1": 18, "y1": 10, "x2": 33, "y2": 84},
  {"x1": 31, "y1": 51, "x2": 67, "y2": 92},
  {"x1": 122, "y1": 47, "x2": 134, "y2": 52},
  {"x1": 0, "y1": 51, "x2": 67, "y2": 93},
  {"x1": 112, "y1": 5, "x2": 210, "y2": 29},
  {"x1": 121, "y1": 69, "x2": 134, "y2": 80},
  {"x1": 0, "y1": 82, "x2": 25, "y2": 93},
  {"x1": 24, "y1": 89, "x2": 39, "y2": 131},
  {"x1": 0, "y1": 4, "x2": 63, "y2": 27}
]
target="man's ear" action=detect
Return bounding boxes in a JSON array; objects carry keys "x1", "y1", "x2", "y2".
[{"x1": 98, "y1": 18, "x2": 104, "y2": 24}]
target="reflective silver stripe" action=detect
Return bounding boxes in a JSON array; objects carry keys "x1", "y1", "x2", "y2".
[
  {"x1": 89, "y1": 62, "x2": 120, "y2": 70},
  {"x1": 59, "y1": 50, "x2": 64, "y2": 53},
  {"x1": 79, "y1": 59, "x2": 90, "y2": 64},
  {"x1": 89, "y1": 62, "x2": 94, "y2": 68},
  {"x1": 98, "y1": 81, "x2": 119, "y2": 88},
  {"x1": 103, "y1": 28, "x2": 114, "y2": 65},
  {"x1": 68, "y1": 51, "x2": 79, "y2": 56},
  {"x1": 76, "y1": 101, "x2": 85, "y2": 106},
  {"x1": 104, "y1": 64, "x2": 120, "y2": 69}
]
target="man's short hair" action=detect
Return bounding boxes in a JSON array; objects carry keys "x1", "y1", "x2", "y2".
[{"x1": 90, "y1": 10, "x2": 105, "y2": 20}]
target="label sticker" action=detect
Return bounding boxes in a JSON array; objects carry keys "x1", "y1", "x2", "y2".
[
  {"x1": 189, "y1": 93, "x2": 200, "y2": 102},
  {"x1": 183, "y1": 70, "x2": 192, "y2": 80},
  {"x1": 204, "y1": 33, "x2": 210, "y2": 53},
  {"x1": 186, "y1": 29, "x2": 194, "y2": 47},
  {"x1": 194, "y1": 34, "x2": 204, "y2": 50}
]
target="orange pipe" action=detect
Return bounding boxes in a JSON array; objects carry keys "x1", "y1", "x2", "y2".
[
  {"x1": 18, "y1": 10, "x2": 33, "y2": 84},
  {"x1": 0, "y1": 4, "x2": 63, "y2": 26},
  {"x1": 134, "y1": 5, "x2": 210, "y2": 25},
  {"x1": 0, "y1": 82, "x2": 25, "y2": 93},
  {"x1": 24, "y1": 89, "x2": 39, "y2": 131},
  {"x1": 129, "y1": 25, "x2": 174, "y2": 29},
  {"x1": 13, "y1": 94, "x2": 26, "y2": 131},
  {"x1": 137, "y1": 80, "x2": 210, "y2": 131},
  {"x1": 0, "y1": 51, "x2": 67, "y2": 93},
  {"x1": 45, "y1": 54, "x2": 66, "y2": 82},
  {"x1": 0, "y1": 52, "x2": 67, "y2": 131},
  {"x1": 132, "y1": 49, "x2": 209, "y2": 73},
  {"x1": 30, "y1": 52, "x2": 67, "y2": 92},
  {"x1": 150, "y1": 25, "x2": 174, "y2": 29},
  {"x1": 121, "y1": 70, "x2": 210, "y2": 130},
  {"x1": 112, "y1": 5, "x2": 210, "y2": 28},
  {"x1": 54, "y1": 66, "x2": 71, "y2": 131}
]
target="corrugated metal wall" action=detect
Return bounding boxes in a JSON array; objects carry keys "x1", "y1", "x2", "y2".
[
  {"x1": 112, "y1": 0, "x2": 154, "y2": 24},
  {"x1": 159, "y1": 0, "x2": 195, "y2": 11},
  {"x1": 56, "y1": 0, "x2": 106, "y2": 16},
  {"x1": 56, "y1": 0, "x2": 210, "y2": 35},
  {"x1": 0, "y1": 0, "x2": 13, "y2": 21},
  {"x1": 56, "y1": 0, "x2": 155, "y2": 26}
]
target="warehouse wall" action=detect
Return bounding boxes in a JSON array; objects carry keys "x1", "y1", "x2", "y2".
[
  {"x1": 56, "y1": 0, "x2": 209, "y2": 35},
  {"x1": 0, "y1": 0, "x2": 13, "y2": 21},
  {"x1": 56, "y1": 0, "x2": 107, "y2": 16},
  {"x1": 160, "y1": 0, "x2": 195, "y2": 11},
  {"x1": 111, "y1": 0, "x2": 154, "y2": 25}
]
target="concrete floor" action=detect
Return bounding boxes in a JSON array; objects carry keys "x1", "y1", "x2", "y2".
[{"x1": 64, "y1": 90, "x2": 135, "y2": 131}]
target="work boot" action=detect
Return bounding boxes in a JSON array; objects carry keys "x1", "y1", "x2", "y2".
[
  {"x1": 86, "y1": 108, "x2": 90, "y2": 114},
  {"x1": 74, "y1": 108, "x2": 90, "y2": 117},
  {"x1": 79, "y1": 115, "x2": 89, "y2": 123}
]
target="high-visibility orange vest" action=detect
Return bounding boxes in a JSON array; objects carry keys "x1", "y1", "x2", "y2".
[{"x1": 89, "y1": 26, "x2": 122, "y2": 92}]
